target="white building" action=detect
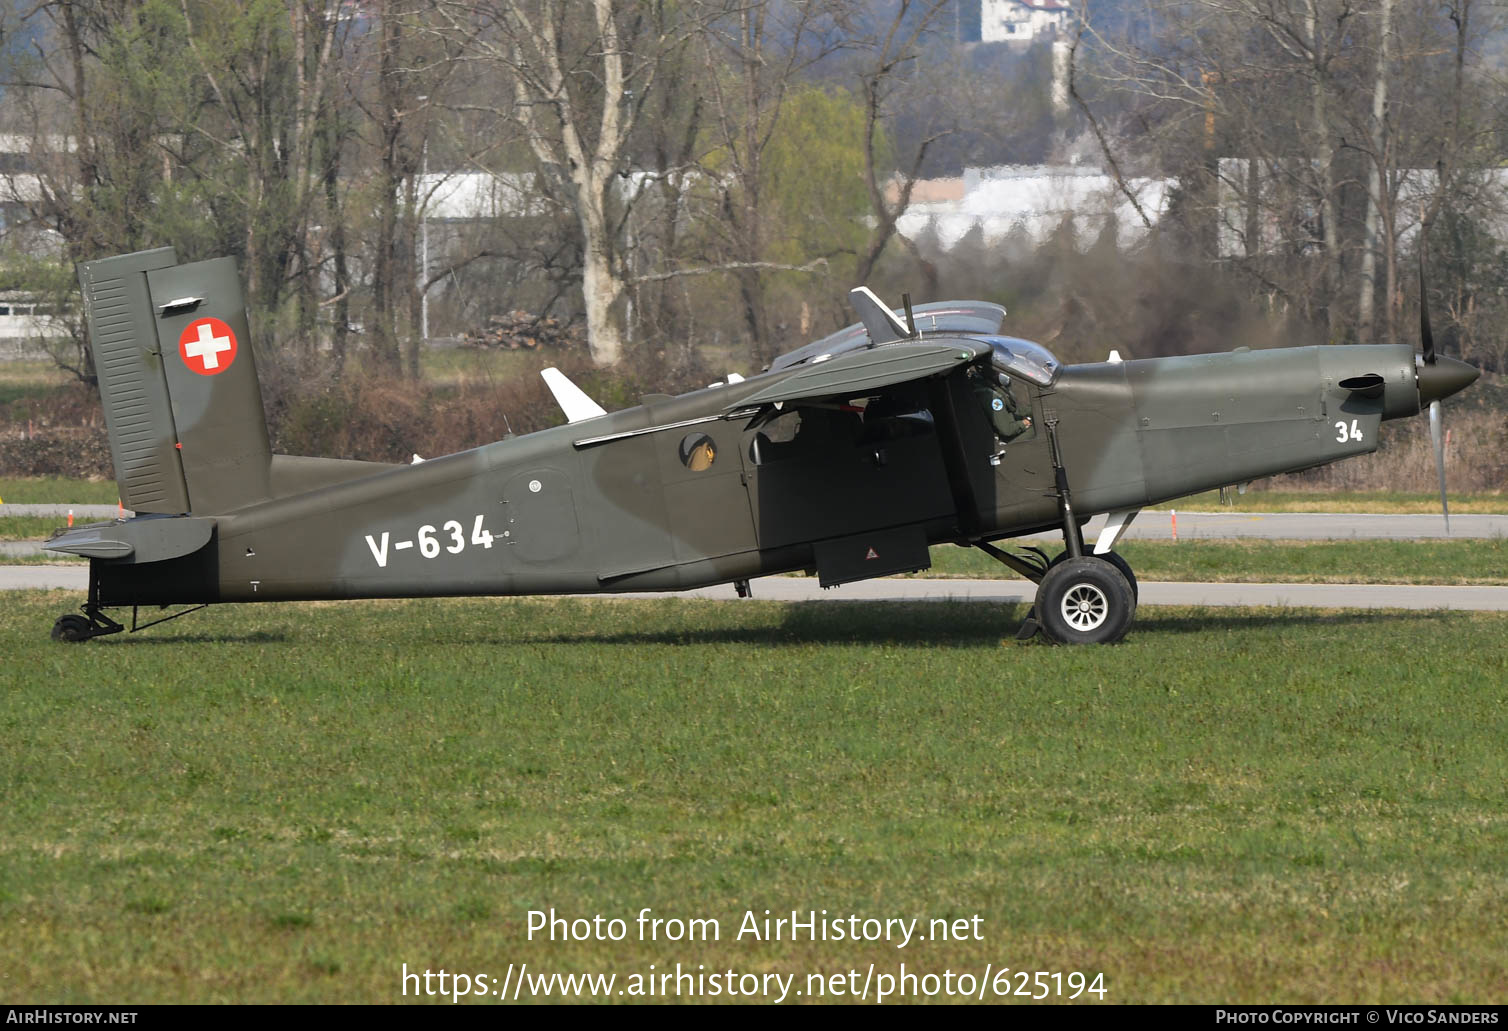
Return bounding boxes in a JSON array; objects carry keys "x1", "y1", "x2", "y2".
[
  {"x1": 980, "y1": 0, "x2": 1073, "y2": 43},
  {"x1": 894, "y1": 165, "x2": 1172, "y2": 252},
  {"x1": 1213, "y1": 157, "x2": 1508, "y2": 258}
]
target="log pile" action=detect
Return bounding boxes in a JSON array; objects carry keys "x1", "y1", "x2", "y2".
[{"x1": 462, "y1": 311, "x2": 584, "y2": 351}]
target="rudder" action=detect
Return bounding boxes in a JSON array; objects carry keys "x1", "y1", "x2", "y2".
[{"x1": 79, "y1": 249, "x2": 273, "y2": 515}]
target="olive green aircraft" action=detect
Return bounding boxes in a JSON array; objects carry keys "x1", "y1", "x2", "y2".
[{"x1": 44, "y1": 246, "x2": 1478, "y2": 644}]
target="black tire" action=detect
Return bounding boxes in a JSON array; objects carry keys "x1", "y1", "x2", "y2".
[
  {"x1": 1097, "y1": 550, "x2": 1138, "y2": 603},
  {"x1": 1036, "y1": 556, "x2": 1136, "y2": 645},
  {"x1": 51, "y1": 614, "x2": 93, "y2": 643},
  {"x1": 1047, "y1": 549, "x2": 1139, "y2": 602}
]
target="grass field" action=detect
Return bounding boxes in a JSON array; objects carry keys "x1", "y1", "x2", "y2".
[
  {"x1": 921, "y1": 538, "x2": 1508, "y2": 586},
  {"x1": 2, "y1": 531, "x2": 1504, "y2": 584},
  {"x1": 1, "y1": 592, "x2": 1505, "y2": 1004},
  {"x1": 0, "y1": 477, "x2": 120, "y2": 505},
  {"x1": 0, "y1": 515, "x2": 72, "y2": 540},
  {"x1": 1155, "y1": 490, "x2": 1508, "y2": 514},
  {"x1": 0, "y1": 360, "x2": 71, "y2": 408}
]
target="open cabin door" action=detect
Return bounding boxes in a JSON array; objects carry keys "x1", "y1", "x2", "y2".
[{"x1": 737, "y1": 396, "x2": 955, "y2": 552}]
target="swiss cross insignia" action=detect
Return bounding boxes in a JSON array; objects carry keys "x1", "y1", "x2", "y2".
[{"x1": 178, "y1": 317, "x2": 238, "y2": 376}]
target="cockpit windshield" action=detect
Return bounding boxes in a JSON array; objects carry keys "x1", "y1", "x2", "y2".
[{"x1": 983, "y1": 336, "x2": 1060, "y2": 387}]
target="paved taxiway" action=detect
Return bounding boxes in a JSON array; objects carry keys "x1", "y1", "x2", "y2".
[
  {"x1": 3, "y1": 565, "x2": 1505, "y2": 610},
  {"x1": 3, "y1": 504, "x2": 1503, "y2": 543},
  {"x1": 5, "y1": 502, "x2": 1502, "y2": 608}
]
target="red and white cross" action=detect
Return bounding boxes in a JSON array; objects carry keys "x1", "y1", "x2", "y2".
[{"x1": 178, "y1": 317, "x2": 238, "y2": 376}]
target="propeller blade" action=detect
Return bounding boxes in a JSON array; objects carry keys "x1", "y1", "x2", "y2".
[
  {"x1": 1420, "y1": 247, "x2": 1437, "y2": 364},
  {"x1": 1429, "y1": 399, "x2": 1449, "y2": 533}
]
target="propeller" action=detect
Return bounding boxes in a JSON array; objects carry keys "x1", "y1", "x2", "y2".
[
  {"x1": 1429, "y1": 397, "x2": 1449, "y2": 534},
  {"x1": 1417, "y1": 243, "x2": 1462, "y2": 533}
]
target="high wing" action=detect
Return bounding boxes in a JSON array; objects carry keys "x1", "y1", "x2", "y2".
[{"x1": 732, "y1": 340, "x2": 992, "y2": 409}]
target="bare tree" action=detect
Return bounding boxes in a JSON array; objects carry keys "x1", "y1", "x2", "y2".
[
  {"x1": 176, "y1": 0, "x2": 352, "y2": 359},
  {"x1": 692, "y1": 0, "x2": 846, "y2": 362},
  {"x1": 1355, "y1": 0, "x2": 1392, "y2": 343},
  {"x1": 850, "y1": 0, "x2": 952, "y2": 288},
  {"x1": 436, "y1": 0, "x2": 692, "y2": 366},
  {"x1": 1080, "y1": 0, "x2": 1497, "y2": 346}
]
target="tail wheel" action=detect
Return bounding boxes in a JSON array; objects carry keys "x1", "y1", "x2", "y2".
[{"x1": 1036, "y1": 557, "x2": 1136, "y2": 645}]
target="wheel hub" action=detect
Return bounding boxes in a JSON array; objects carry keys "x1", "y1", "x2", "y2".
[{"x1": 1059, "y1": 583, "x2": 1108, "y2": 632}]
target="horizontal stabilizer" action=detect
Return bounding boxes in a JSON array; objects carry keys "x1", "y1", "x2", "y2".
[
  {"x1": 45, "y1": 514, "x2": 215, "y2": 564},
  {"x1": 541, "y1": 368, "x2": 607, "y2": 422}
]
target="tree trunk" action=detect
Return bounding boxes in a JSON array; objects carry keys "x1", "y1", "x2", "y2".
[
  {"x1": 1307, "y1": 4, "x2": 1339, "y2": 339},
  {"x1": 1357, "y1": 0, "x2": 1392, "y2": 344},
  {"x1": 1244, "y1": 158, "x2": 1261, "y2": 259},
  {"x1": 581, "y1": 221, "x2": 625, "y2": 367},
  {"x1": 323, "y1": 125, "x2": 351, "y2": 375},
  {"x1": 371, "y1": 0, "x2": 404, "y2": 373},
  {"x1": 403, "y1": 170, "x2": 423, "y2": 380}
]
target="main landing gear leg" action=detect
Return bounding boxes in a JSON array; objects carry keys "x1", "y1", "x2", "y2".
[
  {"x1": 1017, "y1": 419, "x2": 1138, "y2": 645},
  {"x1": 51, "y1": 570, "x2": 124, "y2": 643}
]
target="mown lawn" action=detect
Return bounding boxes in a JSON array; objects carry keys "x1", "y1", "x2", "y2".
[
  {"x1": 1, "y1": 593, "x2": 1505, "y2": 1004},
  {"x1": 0, "y1": 477, "x2": 120, "y2": 505},
  {"x1": 920, "y1": 538, "x2": 1508, "y2": 586},
  {"x1": 1168, "y1": 489, "x2": 1508, "y2": 514},
  {"x1": 0, "y1": 515, "x2": 75, "y2": 540}
]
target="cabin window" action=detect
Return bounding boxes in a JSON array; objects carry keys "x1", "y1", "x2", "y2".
[
  {"x1": 679, "y1": 432, "x2": 717, "y2": 471},
  {"x1": 748, "y1": 410, "x2": 802, "y2": 465}
]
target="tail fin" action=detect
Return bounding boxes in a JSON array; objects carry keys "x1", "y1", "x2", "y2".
[{"x1": 79, "y1": 248, "x2": 272, "y2": 514}]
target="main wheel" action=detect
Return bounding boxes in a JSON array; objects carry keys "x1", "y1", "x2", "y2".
[
  {"x1": 1047, "y1": 549, "x2": 1138, "y2": 602},
  {"x1": 1036, "y1": 556, "x2": 1136, "y2": 645},
  {"x1": 51, "y1": 614, "x2": 93, "y2": 643},
  {"x1": 1097, "y1": 550, "x2": 1138, "y2": 603}
]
